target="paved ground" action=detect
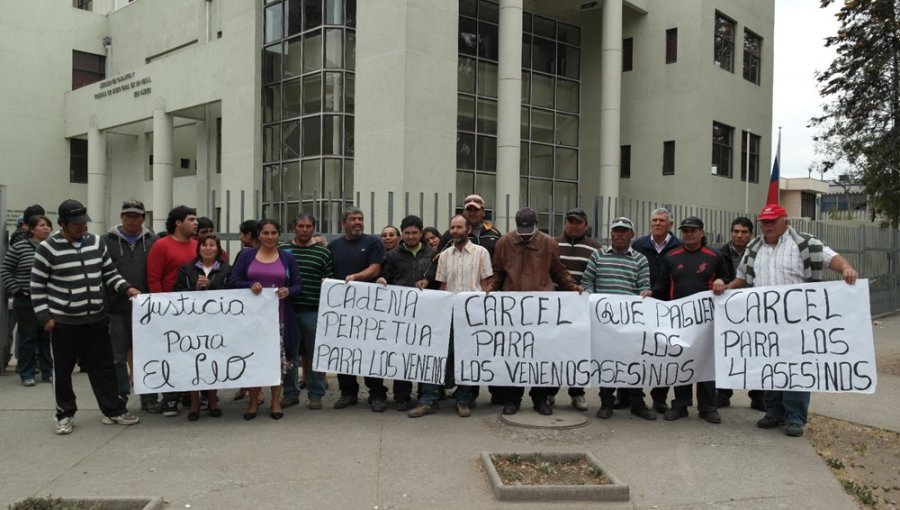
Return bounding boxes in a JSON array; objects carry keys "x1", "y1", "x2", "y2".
[{"x1": 2, "y1": 314, "x2": 897, "y2": 509}]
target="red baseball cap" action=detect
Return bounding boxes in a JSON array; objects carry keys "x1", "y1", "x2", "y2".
[{"x1": 758, "y1": 204, "x2": 787, "y2": 220}]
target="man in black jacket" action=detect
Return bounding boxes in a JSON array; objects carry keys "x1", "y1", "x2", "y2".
[{"x1": 104, "y1": 199, "x2": 159, "y2": 412}]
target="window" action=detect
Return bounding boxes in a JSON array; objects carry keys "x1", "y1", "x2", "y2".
[
  {"x1": 663, "y1": 141, "x2": 675, "y2": 175},
  {"x1": 714, "y1": 11, "x2": 735, "y2": 72},
  {"x1": 622, "y1": 37, "x2": 633, "y2": 72},
  {"x1": 743, "y1": 29, "x2": 762, "y2": 84},
  {"x1": 73, "y1": 0, "x2": 92, "y2": 11},
  {"x1": 666, "y1": 28, "x2": 677, "y2": 64},
  {"x1": 740, "y1": 131, "x2": 760, "y2": 183},
  {"x1": 69, "y1": 139, "x2": 88, "y2": 184},
  {"x1": 620, "y1": 145, "x2": 631, "y2": 178},
  {"x1": 712, "y1": 121, "x2": 733, "y2": 177},
  {"x1": 72, "y1": 50, "x2": 105, "y2": 90}
]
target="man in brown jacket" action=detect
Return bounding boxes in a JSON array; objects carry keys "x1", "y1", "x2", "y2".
[{"x1": 488, "y1": 207, "x2": 582, "y2": 416}]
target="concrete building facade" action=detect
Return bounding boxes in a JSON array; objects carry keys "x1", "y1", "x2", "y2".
[{"x1": 0, "y1": 0, "x2": 774, "y2": 235}]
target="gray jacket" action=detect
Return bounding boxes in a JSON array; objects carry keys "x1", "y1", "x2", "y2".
[{"x1": 104, "y1": 225, "x2": 157, "y2": 313}]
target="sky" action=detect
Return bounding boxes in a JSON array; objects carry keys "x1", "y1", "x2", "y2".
[{"x1": 772, "y1": 0, "x2": 842, "y2": 179}]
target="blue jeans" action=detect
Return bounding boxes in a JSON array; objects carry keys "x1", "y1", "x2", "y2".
[
  {"x1": 13, "y1": 296, "x2": 51, "y2": 381},
  {"x1": 420, "y1": 383, "x2": 471, "y2": 406},
  {"x1": 764, "y1": 390, "x2": 810, "y2": 426},
  {"x1": 284, "y1": 310, "x2": 326, "y2": 399}
]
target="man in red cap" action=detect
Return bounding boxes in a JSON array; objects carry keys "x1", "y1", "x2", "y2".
[{"x1": 713, "y1": 204, "x2": 858, "y2": 437}]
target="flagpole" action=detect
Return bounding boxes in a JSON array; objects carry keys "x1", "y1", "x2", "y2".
[{"x1": 744, "y1": 129, "x2": 751, "y2": 214}]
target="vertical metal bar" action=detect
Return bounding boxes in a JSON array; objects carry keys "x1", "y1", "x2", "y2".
[
  {"x1": 404, "y1": 191, "x2": 409, "y2": 218},
  {"x1": 433, "y1": 192, "x2": 439, "y2": 228},
  {"x1": 387, "y1": 191, "x2": 394, "y2": 227},
  {"x1": 369, "y1": 191, "x2": 375, "y2": 233},
  {"x1": 419, "y1": 192, "x2": 424, "y2": 221}
]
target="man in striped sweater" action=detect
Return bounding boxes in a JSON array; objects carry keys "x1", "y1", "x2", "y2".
[
  {"x1": 582, "y1": 216, "x2": 656, "y2": 420},
  {"x1": 31, "y1": 200, "x2": 141, "y2": 435}
]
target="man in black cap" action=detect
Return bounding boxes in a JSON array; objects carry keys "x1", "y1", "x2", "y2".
[
  {"x1": 104, "y1": 199, "x2": 160, "y2": 413},
  {"x1": 653, "y1": 216, "x2": 729, "y2": 424},
  {"x1": 488, "y1": 207, "x2": 581, "y2": 415},
  {"x1": 550, "y1": 208, "x2": 602, "y2": 411},
  {"x1": 30, "y1": 199, "x2": 141, "y2": 435}
]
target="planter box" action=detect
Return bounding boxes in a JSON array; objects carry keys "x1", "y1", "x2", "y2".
[{"x1": 481, "y1": 452, "x2": 629, "y2": 502}]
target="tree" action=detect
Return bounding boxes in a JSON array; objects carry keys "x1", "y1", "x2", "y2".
[{"x1": 810, "y1": 0, "x2": 900, "y2": 228}]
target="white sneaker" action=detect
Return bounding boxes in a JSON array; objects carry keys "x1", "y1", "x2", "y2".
[
  {"x1": 571, "y1": 395, "x2": 588, "y2": 411},
  {"x1": 55, "y1": 417, "x2": 74, "y2": 435},
  {"x1": 102, "y1": 412, "x2": 140, "y2": 426}
]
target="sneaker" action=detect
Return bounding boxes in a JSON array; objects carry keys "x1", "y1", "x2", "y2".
[
  {"x1": 785, "y1": 423, "x2": 804, "y2": 437},
  {"x1": 307, "y1": 398, "x2": 323, "y2": 410},
  {"x1": 596, "y1": 406, "x2": 614, "y2": 419},
  {"x1": 456, "y1": 403, "x2": 471, "y2": 418},
  {"x1": 663, "y1": 407, "x2": 688, "y2": 421},
  {"x1": 571, "y1": 395, "x2": 588, "y2": 411},
  {"x1": 102, "y1": 412, "x2": 140, "y2": 426},
  {"x1": 699, "y1": 411, "x2": 722, "y2": 424},
  {"x1": 631, "y1": 406, "x2": 657, "y2": 421},
  {"x1": 55, "y1": 416, "x2": 74, "y2": 435},
  {"x1": 370, "y1": 398, "x2": 388, "y2": 412},
  {"x1": 280, "y1": 395, "x2": 300, "y2": 408},
  {"x1": 408, "y1": 403, "x2": 437, "y2": 418},
  {"x1": 757, "y1": 415, "x2": 785, "y2": 429},
  {"x1": 162, "y1": 400, "x2": 179, "y2": 417},
  {"x1": 334, "y1": 395, "x2": 358, "y2": 409},
  {"x1": 22, "y1": 378, "x2": 36, "y2": 387},
  {"x1": 140, "y1": 398, "x2": 163, "y2": 414}
]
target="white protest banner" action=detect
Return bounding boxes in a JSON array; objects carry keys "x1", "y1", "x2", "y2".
[
  {"x1": 132, "y1": 289, "x2": 281, "y2": 393},
  {"x1": 313, "y1": 279, "x2": 453, "y2": 384},
  {"x1": 589, "y1": 292, "x2": 717, "y2": 388},
  {"x1": 714, "y1": 280, "x2": 876, "y2": 394},
  {"x1": 453, "y1": 292, "x2": 591, "y2": 387}
]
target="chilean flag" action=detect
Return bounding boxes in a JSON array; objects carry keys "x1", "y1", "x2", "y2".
[{"x1": 766, "y1": 132, "x2": 781, "y2": 204}]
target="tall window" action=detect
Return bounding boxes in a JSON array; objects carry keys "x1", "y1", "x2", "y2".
[
  {"x1": 665, "y1": 28, "x2": 677, "y2": 64},
  {"x1": 712, "y1": 122, "x2": 733, "y2": 177},
  {"x1": 460, "y1": 0, "x2": 581, "y2": 229},
  {"x1": 662, "y1": 141, "x2": 675, "y2": 175},
  {"x1": 622, "y1": 37, "x2": 633, "y2": 72},
  {"x1": 69, "y1": 139, "x2": 88, "y2": 184},
  {"x1": 72, "y1": 50, "x2": 105, "y2": 90},
  {"x1": 741, "y1": 131, "x2": 760, "y2": 183},
  {"x1": 743, "y1": 29, "x2": 762, "y2": 84},
  {"x1": 620, "y1": 145, "x2": 631, "y2": 178},
  {"x1": 261, "y1": 0, "x2": 357, "y2": 231},
  {"x1": 713, "y1": 11, "x2": 735, "y2": 72}
]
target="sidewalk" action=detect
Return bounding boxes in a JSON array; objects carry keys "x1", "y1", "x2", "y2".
[{"x1": 1, "y1": 313, "x2": 896, "y2": 509}]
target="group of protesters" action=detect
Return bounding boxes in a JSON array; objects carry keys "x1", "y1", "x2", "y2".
[{"x1": 1, "y1": 193, "x2": 858, "y2": 437}]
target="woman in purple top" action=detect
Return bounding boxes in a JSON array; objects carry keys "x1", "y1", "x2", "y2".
[{"x1": 229, "y1": 219, "x2": 302, "y2": 420}]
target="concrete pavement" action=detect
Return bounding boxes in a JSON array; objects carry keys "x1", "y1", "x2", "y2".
[{"x1": 1, "y1": 313, "x2": 896, "y2": 509}]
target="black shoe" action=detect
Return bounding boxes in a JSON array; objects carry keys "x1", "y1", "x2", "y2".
[
  {"x1": 334, "y1": 395, "x2": 358, "y2": 409},
  {"x1": 270, "y1": 412, "x2": 284, "y2": 420},
  {"x1": 596, "y1": 406, "x2": 613, "y2": 419},
  {"x1": 370, "y1": 398, "x2": 388, "y2": 412},
  {"x1": 785, "y1": 423, "x2": 804, "y2": 437},
  {"x1": 699, "y1": 410, "x2": 722, "y2": 424},
  {"x1": 652, "y1": 401, "x2": 669, "y2": 414},
  {"x1": 716, "y1": 394, "x2": 731, "y2": 408},
  {"x1": 394, "y1": 400, "x2": 412, "y2": 411},
  {"x1": 187, "y1": 411, "x2": 200, "y2": 422},
  {"x1": 208, "y1": 408, "x2": 223, "y2": 418},
  {"x1": 757, "y1": 415, "x2": 785, "y2": 429},
  {"x1": 612, "y1": 399, "x2": 629, "y2": 410},
  {"x1": 750, "y1": 398, "x2": 766, "y2": 412},
  {"x1": 663, "y1": 406, "x2": 688, "y2": 421},
  {"x1": 631, "y1": 406, "x2": 657, "y2": 421},
  {"x1": 162, "y1": 400, "x2": 179, "y2": 417},
  {"x1": 501, "y1": 402, "x2": 520, "y2": 415},
  {"x1": 533, "y1": 400, "x2": 552, "y2": 416},
  {"x1": 243, "y1": 411, "x2": 257, "y2": 420}
]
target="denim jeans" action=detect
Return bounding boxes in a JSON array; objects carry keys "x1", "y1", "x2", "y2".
[
  {"x1": 764, "y1": 390, "x2": 810, "y2": 426},
  {"x1": 13, "y1": 296, "x2": 51, "y2": 381},
  {"x1": 283, "y1": 310, "x2": 326, "y2": 399}
]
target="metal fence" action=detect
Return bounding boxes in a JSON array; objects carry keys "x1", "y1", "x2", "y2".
[{"x1": 2, "y1": 187, "x2": 899, "y2": 317}]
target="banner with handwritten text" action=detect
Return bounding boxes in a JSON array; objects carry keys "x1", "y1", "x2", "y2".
[
  {"x1": 714, "y1": 280, "x2": 876, "y2": 393},
  {"x1": 589, "y1": 293, "x2": 717, "y2": 388},
  {"x1": 132, "y1": 289, "x2": 281, "y2": 393},
  {"x1": 452, "y1": 292, "x2": 591, "y2": 387},
  {"x1": 313, "y1": 279, "x2": 453, "y2": 384}
]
